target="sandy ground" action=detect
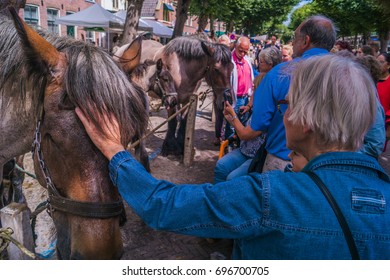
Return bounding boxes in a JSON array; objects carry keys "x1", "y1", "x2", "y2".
[{"x1": 18, "y1": 82, "x2": 230, "y2": 259}]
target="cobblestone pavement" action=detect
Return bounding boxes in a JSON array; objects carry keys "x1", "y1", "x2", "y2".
[{"x1": 120, "y1": 207, "x2": 233, "y2": 260}]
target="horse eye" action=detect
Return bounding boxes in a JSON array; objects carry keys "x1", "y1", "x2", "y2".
[{"x1": 58, "y1": 93, "x2": 75, "y2": 110}]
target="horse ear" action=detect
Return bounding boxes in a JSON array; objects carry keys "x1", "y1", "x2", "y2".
[
  {"x1": 156, "y1": 58, "x2": 163, "y2": 74},
  {"x1": 8, "y1": 7, "x2": 63, "y2": 74},
  {"x1": 201, "y1": 41, "x2": 215, "y2": 57},
  {"x1": 121, "y1": 35, "x2": 142, "y2": 73}
]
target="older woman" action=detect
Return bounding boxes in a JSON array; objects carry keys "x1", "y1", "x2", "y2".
[
  {"x1": 253, "y1": 46, "x2": 282, "y2": 90},
  {"x1": 76, "y1": 54, "x2": 390, "y2": 259}
]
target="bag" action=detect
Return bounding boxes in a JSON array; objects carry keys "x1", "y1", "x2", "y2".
[{"x1": 248, "y1": 140, "x2": 268, "y2": 173}]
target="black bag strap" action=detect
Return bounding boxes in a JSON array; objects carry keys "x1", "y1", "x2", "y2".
[{"x1": 304, "y1": 170, "x2": 360, "y2": 260}]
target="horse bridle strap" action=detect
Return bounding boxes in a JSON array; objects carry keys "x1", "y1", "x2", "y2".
[
  {"x1": 32, "y1": 115, "x2": 125, "y2": 220},
  {"x1": 48, "y1": 195, "x2": 124, "y2": 218},
  {"x1": 153, "y1": 75, "x2": 177, "y2": 101}
]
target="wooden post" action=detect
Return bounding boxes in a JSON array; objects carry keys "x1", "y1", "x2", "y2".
[
  {"x1": 183, "y1": 94, "x2": 198, "y2": 167},
  {"x1": 211, "y1": 102, "x2": 216, "y2": 123},
  {"x1": 0, "y1": 202, "x2": 35, "y2": 259}
]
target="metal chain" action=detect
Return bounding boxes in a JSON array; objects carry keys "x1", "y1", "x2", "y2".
[{"x1": 31, "y1": 119, "x2": 59, "y2": 215}]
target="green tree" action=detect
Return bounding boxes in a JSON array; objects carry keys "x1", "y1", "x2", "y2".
[{"x1": 312, "y1": 0, "x2": 390, "y2": 51}]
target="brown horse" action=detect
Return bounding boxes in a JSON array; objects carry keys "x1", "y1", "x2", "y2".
[
  {"x1": 0, "y1": 9, "x2": 148, "y2": 259},
  {"x1": 115, "y1": 36, "x2": 233, "y2": 156}
]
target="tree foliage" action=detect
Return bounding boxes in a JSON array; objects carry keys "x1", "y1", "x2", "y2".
[
  {"x1": 189, "y1": 0, "x2": 299, "y2": 37},
  {"x1": 289, "y1": 0, "x2": 389, "y2": 51}
]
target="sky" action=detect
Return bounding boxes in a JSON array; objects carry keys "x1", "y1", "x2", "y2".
[{"x1": 283, "y1": 0, "x2": 312, "y2": 26}]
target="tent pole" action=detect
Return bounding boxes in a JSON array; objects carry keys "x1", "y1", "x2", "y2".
[{"x1": 108, "y1": 28, "x2": 110, "y2": 52}]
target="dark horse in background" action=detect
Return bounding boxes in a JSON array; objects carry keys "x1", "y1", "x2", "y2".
[
  {"x1": 0, "y1": 9, "x2": 148, "y2": 259},
  {"x1": 113, "y1": 36, "x2": 178, "y2": 168},
  {"x1": 115, "y1": 36, "x2": 233, "y2": 156}
]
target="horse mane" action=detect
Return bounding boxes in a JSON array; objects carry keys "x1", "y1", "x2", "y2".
[
  {"x1": 130, "y1": 59, "x2": 156, "y2": 79},
  {"x1": 163, "y1": 36, "x2": 207, "y2": 60},
  {"x1": 0, "y1": 13, "x2": 148, "y2": 144},
  {"x1": 163, "y1": 36, "x2": 231, "y2": 64}
]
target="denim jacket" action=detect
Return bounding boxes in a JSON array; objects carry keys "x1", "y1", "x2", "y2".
[{"x1": 109, "y1": 151, "x2": 390, "y2": 259}]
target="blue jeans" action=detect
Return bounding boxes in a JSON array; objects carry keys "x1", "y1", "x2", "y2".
[{"x1": 214, "y1": 148, "x2": 252, "y2": 183}]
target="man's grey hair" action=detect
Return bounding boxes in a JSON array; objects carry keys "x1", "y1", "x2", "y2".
[
  {"x1": 299, "y1": 15, "x2": 337, "y2": 51},
  {"x1": 287, "y1": 54, "x2": 377, "y2": 151},
  {"x1": 259, "y1": 46, "x2": 282, "y2": 66},
  {"x1": 236, "y1": 36, "x2": 250, "y2": 46}
]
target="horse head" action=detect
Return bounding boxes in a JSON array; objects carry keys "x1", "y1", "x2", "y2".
[
  {"x1": 153, "y1": 58, "x2": 178, "y2": 109},
  {"x1": 7, "y1": 8, "x2": 148, "y2": 259},
  {"x1": 201, "y1": 42, "x2": 234, "y2": 110},
  {"x1": 117, "y1": 38, "x2": 178, "y2": 110}
]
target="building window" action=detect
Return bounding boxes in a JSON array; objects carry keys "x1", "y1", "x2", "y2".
[
  {"x1": 66, "y1": 12, "x2": 75, "y2": 38},
  {"x1": 113, "y1": 0, "x2": 119, "y2": 9},
  {"x1": 163, "y1": 8, "x2": 169, "y2": 22},
  {"x1": 86, "y1": 30, "x2": 95, "y2": 44},
  {"x1": 47, "y1": 9, "x2": 59, "y2": 35},
  {"x1": 186, "y1": 16, "x2": 192, "y2": 27},
  {"x1": 24, "y1": 5, "x2": 39, "y2": 27}
]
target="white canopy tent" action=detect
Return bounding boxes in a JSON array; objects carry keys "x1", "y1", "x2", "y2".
[
  {"x1": 114, "y1": 11, "x2": 173, "y2": 39},
  {"x1": 55, "y1": 3, "x2": 124, "y2": 50}
]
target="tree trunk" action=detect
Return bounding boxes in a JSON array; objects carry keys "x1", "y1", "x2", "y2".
[
  {"x1": 197, "y1": 13, "x2": 208, "y2": 32},
  {"x1": 172, "y1": 0, "x2": 192, "y2": 39},
  {"x1": 379, "y1": 30, "x2": 390, "y2": 53},
  {"x1": 122, "y1": 0, "x2": 144, "y2": 45}
]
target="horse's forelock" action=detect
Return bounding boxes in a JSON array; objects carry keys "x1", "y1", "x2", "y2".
[
  {"x1": 61, "y1": 42, "x2": 148, "y2": 144},
  {"x1": 212, "y1": 44, "x2": 232, "y2": 64}
]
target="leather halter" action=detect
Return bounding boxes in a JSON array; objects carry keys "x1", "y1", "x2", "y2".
[
  {"x1": 150, "y1": 72, "x2": 177, "y2": 106},
  {"x1": 31, "y1": 106, "x2": 125, "y2": 219}
]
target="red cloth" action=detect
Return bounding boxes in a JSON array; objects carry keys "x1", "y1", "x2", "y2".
[
  {"x1": 377, "y1": 77, "x2": 390, "y2": 125},
  {"x1": 232, "y1": 51, "x2": 252, "y2": 97}
]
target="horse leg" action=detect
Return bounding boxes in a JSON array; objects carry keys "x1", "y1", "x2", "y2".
[
  {"x1": 161, "y1": 107, "x2": 179, "y2": 156},
  {"x1": 131, "y1": 137, "x2": 150, "y2": 172}
]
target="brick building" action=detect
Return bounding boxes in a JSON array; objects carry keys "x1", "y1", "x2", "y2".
[{"x1": 21, "y1": 0, "x2": 226, "y2": 45}]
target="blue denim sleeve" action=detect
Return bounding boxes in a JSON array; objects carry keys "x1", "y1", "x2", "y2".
[
  {"x1": 109, "y1": 151, "x2": 266, "y2": 239},
  {"x1": 359, "y1": 99, "x2": 385, "y2": 158}
]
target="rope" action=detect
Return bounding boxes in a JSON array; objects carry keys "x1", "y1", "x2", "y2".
[
  {"x1": 14, "y1": 163, "x2": 36, "y2": 179},
  {"x1": 0, "y1": 227, "x2": 36, "y2": 259},
  {"x1": 128, "y1": 97, "x2": 195, "y2": 149}
]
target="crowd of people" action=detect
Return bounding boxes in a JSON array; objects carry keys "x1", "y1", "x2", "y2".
[{"x1": 75, "y1": 15, "x2": 390, "y2": 259}]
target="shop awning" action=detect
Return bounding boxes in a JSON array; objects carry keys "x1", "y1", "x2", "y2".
[
  {"x1": 142, "y1": 18, "x2": 173, "y2": 38},
  {"x1": 164, "y1": 3, "x2": 175, "y2": 12}
]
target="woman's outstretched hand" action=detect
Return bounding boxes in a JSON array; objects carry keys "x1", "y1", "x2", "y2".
[{"x1": 75, "y1": 107, "x2": 125, "y2": 160}]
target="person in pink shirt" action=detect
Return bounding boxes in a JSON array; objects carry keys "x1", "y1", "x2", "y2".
[{"x1": 224, "y1": 36, "x2": 254, "y2": 140}]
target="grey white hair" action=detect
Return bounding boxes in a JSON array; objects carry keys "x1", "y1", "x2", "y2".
[
  {"x1": 259, "y1": 46, "x2": 282, "y2": 66},
  {"x1": 287, "y1": 54, "x2": 377, "y2": 151}
]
